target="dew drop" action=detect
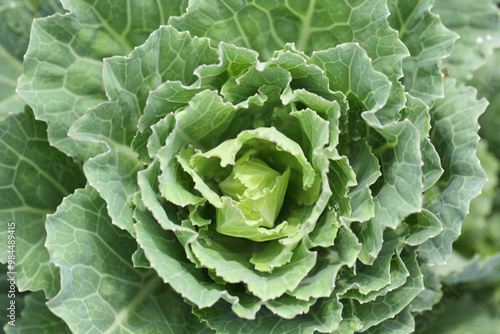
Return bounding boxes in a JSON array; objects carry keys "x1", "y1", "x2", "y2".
[
  {"x1": 476, "y1": 36, "x2": 484, "y2": 44},
  {"x1": 205, "y1": 237, "x2": 213, "y2": 247},
  {"x1": 347, "y1": 321, "x2": 358, "y2": 329},
  {"x1": 351, "y1": 125, "x2": 362, "y2": 142}
]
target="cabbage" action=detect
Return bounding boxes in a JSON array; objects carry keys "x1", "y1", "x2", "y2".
[{"x1": 0, "y1": 0, "x2": 494, "y2": 333}]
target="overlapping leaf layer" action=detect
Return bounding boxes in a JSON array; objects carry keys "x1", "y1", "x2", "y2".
[{"x1": 0, "y1": 0, "x2": 492, "y2": 333}]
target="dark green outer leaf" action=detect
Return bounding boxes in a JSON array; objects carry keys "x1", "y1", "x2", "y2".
[
  {"x1": 17, "y1": 0, "x2": 189, "y2": 161},
  {"x1": 420, "y1": 79, "x2": 487, "y2": 265},
  {"x1": 388, "y1": 0, "x2": 458, "y2": 105},
  {"x1": 0, "y1": 108, "x2": 85, "y2": 297},
  {"x1": 4, "y1": 291, "x2": 71, "y2": 334},
  {"x1": 434, "y1": 0, "x2": 500, "y2": 83},
  {"x1": 416, "y1": 287, "x2": 500, "y2": 334},
  {"x1": 45, "y1": 185, "x2": 211, "y2": 333},
  {"x1": 0, "y1": 0, "x2": 64, "y2": 119},
  {"x1": 442, "y1": 254, "x2": 500, "y2": 286},
  {"x1": 0, "y1": 265, "x2": 24, "y2": 330},
  {"x1": 471, "y1": 49, "x2": 500, "y2": 161}
]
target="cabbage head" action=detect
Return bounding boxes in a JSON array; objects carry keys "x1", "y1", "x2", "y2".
[{"x1": 0, "y1": 0, "x2": 490, "y2": 333}]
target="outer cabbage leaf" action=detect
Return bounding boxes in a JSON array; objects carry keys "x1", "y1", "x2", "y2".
[
  {"x1": 417, "y1": 288, "x2": 500, "y2": 334},
  {"x1": 0, "y1": 265, "x2": 24, "y2": 330},
  {"x1": 0, "y1": 108, "x2": 85, "y2": 297},
  {"x1": 420, "y1": 79, "x2": 488, "y2": 265},
  {"x1": 45, "y1": 185, "x2": 212, "y2": 333},
  {"x1": 388, "y1": 0, "x2": 458, "y2": 105},
  {"x1": 17, "y1": 0, "x2": 189, "y2": 161},
  {"x1": 4, "y1": 291, "x2": 71, "y2": 334},
  {"x1": 0, "y1": 0, "x2": 64, "y2": 119},
  {"x1": 433, "y1": 0, "x2": 500, "y2": 83},
  {"x1": 470, "y1": 49, "x2": 500, "y2": 161},
  {"x1": 452, "y1": 142, "x2": 500, "y2": 257},
  {"x1": 416, "y1": 254, "x2": 500, "y2": 333}
]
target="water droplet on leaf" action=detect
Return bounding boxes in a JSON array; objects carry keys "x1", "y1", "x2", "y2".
[{"x1": 205, "y1": 237, "x2": 213, "y2": 246}]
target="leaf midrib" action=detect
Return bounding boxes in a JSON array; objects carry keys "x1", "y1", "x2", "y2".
[{"x1": 104, "y1": 275, "x2": 168, "y2": 333}]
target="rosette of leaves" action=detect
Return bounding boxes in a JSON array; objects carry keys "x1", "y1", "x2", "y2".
[{"x1": 0, "y1": 0, "x2": 489, "y2": 333}]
